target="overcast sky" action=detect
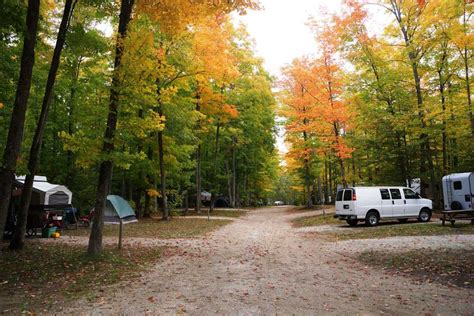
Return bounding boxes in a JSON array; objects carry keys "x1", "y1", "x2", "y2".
[
  {"x1": 233, "y1": 0, "x2": 343, "y2": 157},
  {"x1": 232, "y1": 0, "x2": 343, "y2": 78}
]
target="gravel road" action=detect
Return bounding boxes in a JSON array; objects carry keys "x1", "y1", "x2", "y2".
[{"x1": 58, "y1": 206, "x2": 474, "y2": 315}]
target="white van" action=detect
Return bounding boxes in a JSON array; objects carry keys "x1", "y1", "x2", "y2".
[
  {"x1": 335, "y1": 187, "x2": 433, "y2": 226},
  {"x1": 442, "y1": 173, "x2": 474, "y2": 211}
]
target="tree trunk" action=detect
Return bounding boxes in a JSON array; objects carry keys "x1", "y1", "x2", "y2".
[
  {"x1": 209, "y1": 122, "x2": 221, "y2": 213},
  {"x1": 323, "y1": 157, "x2": 329, "y2": 204},
  {"x1": 302, "y1": 126, "x2": 312, "y2": 208},
  {"x1": 0, "y1": 0, "x2": 40, "y2": 239},
  {"x1": 461, "y1": 1, "x2": 473, "y2": 137},
  {"x1": 66, "y1": 56, "x2": 82, "y2": 187},
  {"x1": 226, "y1": 160, "x2": 233, "y2": 207},
  {"x1": 439, "y1": 71, "x2": 448, "y2": 174},
  {"x1": 88, "y1": 0, "x2": 134, "y2": 255},
  {"x1": 390, "y1": 0, "x2": 437, "y2": 204},
  {"x1": 144, "y1": 191, "x2": 150, "y2": 217},
  {"x1": 194, "y1": 89, "x2": 202, "y2": 213},
  {"x1": 195, "y1": 143, "x2": 202, "y2": 213},
  {"x1": 9, "y1": 0, "x2": 76, "y2": 250},
  {"x1": 155, "y1": 81, "x2": 168, "y2": 220},
  {"x1": 232, "y1": 137, "x2": 237, "y2": 208},
  {"x1": 157, "y1": 130, "x2": 168, "y2": 219}
]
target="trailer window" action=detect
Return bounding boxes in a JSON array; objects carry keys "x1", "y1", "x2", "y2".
[
  {"x1": 336, "y1": 190, "x2": 343, "y2": 201},
  {"x1": 389, "y1": 188, "x2": 402, "y2": 199},
  {"x1": 453, "y1": 181, "x2": 462, "y2": 190},
  {"x1": 343, "y1": 189, "x2": 353, "y2": 201},
  {"x1": 380, "y1": 189, "x2": 390, "y2": 200}
]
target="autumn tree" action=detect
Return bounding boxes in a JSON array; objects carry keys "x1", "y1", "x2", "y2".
[
  {"x1": 88, "y1": 0, "x2": 258, "y2": 254},
  {"x1": 0, "y1": 0, "x2": 40, "y2": 239}
]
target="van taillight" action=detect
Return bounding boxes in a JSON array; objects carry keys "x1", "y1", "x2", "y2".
[{"x1": 352, "y1": 192, "x2": 357, "y2": 201}]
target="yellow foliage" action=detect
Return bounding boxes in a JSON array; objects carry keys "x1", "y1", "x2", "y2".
[{"x1": 147, "y1": 188, "x2": 161, "y2": 197}]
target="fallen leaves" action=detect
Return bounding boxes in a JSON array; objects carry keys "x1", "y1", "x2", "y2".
[
  {"x1": 0, "y1": 243, "x2": 164, "y2": 313},
  {"x1": 358, "y1": 248, "x2": 474, "y2": 289}
]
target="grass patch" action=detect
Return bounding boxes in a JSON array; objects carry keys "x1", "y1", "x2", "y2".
[
  {"x1": 286, "y1": 205, "x2": 335, "y2": 214},
  {"x1": 0, "y1": 242, "x2": 162, "y2": 313},
  {"x1": 63, "y1": 217, "x2": 232, "y2": 239},
  {"x1": 319, "y1": 221, "x2": 474, "y2": 241},
  {"x1": 358, "y1": 248, "x2": 474, "y2": 289},
  {"x1": 292, "y1": 214, "x2": 340, "y2": 227},
  {"x1": 180, "y1": 209, "x2": 247, "y2": 218}
]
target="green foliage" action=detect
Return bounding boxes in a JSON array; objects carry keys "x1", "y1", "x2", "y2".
[{"x1": 0, "y1": 3, "x2": 278, "y2": 213}]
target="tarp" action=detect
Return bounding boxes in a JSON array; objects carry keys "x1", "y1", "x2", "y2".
[
  {"x1": 15, "y1": 176, "x2": 72, "y2": 205},
  {"x1": 201, "y1": 191, "x2": 211, "y2": 201},
  {"x1": 103, "y1": 195, "x2": 137, "y2": 224}
]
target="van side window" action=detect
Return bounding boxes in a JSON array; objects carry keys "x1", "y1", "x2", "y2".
[
  {"x1": 389, "y1": 188, "x2": 401, "y2": 199},
  {"x1": 343, "y1": 189, "x2": 352, "y2": 201},
  {"x1": 403, "y1": 188, "x2": 418, "y2": 199},
  {"x1": 336, "y1": 190, "x2": 343, "y2": 201},
  {"x1": 453, "y1": 181, "x2": 462, "y2": 190},
  {"x1": 380, "y1": 189, "x2": 390, "y2": 200}
]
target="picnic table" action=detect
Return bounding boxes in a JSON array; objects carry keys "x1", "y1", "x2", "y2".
[{"x1": 441, "y1": 209, "x2": 474, "y2": 226}]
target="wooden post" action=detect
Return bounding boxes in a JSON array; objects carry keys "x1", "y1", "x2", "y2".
[{"x1": 118, "y1": 219, "x2": 123, "y2": 250}]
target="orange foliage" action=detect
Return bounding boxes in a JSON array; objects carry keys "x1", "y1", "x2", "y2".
[{"x1": 281, "y1": 19, "x2": 354, "y2": 167}]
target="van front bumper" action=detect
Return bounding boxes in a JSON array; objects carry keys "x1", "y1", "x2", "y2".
[{"x1": 334, "y1": 214, "x2": 357, "y2": 220}]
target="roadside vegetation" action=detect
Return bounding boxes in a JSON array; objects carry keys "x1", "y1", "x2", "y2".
[
  {"x1": 291, "y1": 214, "x2": 340, "y2": 227},
  {"x1": 63, "y1": 218, "x2": 232, "y2": 239},
  {"x1": 0, "y1": 243, "x2": 164, "y2": 313},
  {"x1": 180, "y1": 209, "x2": 248, "y2": 218},
  {"x1": 358, "y1": 248, "x2": 474, "y2": 289},
  {"x1": 286, "y1": 205, "x2": 335, "y2": 214},
  {"x1": 314, "y1": 222, "x2": 474, "y2": 241}
]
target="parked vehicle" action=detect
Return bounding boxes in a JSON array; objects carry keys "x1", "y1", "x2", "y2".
[
  {"x1": 442, "y1": 172, "x2": 474, "y2": 211},
  {"x1": 334, "y1": 187, "x2": 433, "y2": 226}
]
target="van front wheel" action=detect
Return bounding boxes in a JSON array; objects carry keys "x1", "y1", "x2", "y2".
[
  {"x1": 365, "y1": 211, "x2": 379, "y2": 227},
  {"x1": 418, "y1": 208, "x2": 431, "y2": 222}
]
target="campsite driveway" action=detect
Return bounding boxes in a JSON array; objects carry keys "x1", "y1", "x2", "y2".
[{"x1": 60, "y1": 206, "x2": 473, "y2": 315}]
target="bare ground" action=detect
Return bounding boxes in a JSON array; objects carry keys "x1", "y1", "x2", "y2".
[{"x1": 55, "y1": 206, "x2": 473, "y2": 315}]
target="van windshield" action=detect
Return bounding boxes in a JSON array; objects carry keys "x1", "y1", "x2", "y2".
[{"x1": 336, "y1": 190, "x2": 343, "y2": 201}]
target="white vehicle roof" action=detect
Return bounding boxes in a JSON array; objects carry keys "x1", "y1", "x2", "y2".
[{"x1": 442, "y1": 172, "x2": 473, "y2": 180}]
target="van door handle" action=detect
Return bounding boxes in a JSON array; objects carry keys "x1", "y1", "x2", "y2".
[
  {"x1": 392, "y1": 201, "x2": 394, "y2": 205},
  {"x1": 404, "y1": 200, "x2": 406, "y2": 204}
]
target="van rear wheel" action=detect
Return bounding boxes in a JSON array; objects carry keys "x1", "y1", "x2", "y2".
[
  {"x1": 365, "y1": 211, "x2": 379, "y2": 227},
  {"x1": 346, "y1": 219, "x2": 358, "y2": 227}
]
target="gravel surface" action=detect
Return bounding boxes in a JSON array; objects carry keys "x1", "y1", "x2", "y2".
[{"x1": 55, "y1": 206, "x2": 473, "y2": 315}]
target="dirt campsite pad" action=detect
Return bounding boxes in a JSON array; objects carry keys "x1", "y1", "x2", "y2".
[{"x1": 3, "y1": 206, "x2": 473, "y2": 315}]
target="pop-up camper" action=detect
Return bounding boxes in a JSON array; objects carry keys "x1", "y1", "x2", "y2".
[{"x1": 15, "y1": 175, "x2": 72, "y2": 206}]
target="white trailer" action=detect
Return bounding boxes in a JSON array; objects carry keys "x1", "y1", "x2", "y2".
[
  {"x1": 440, "y1": 172, "x2": 474, "y2": 226},
  {"x1": 442, "y1": 172, "x2": 474, "y2": 211}
]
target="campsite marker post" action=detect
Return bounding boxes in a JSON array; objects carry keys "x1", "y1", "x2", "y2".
[{"x1": 118, "y1": 219, "x2": 123, "y2": 250}]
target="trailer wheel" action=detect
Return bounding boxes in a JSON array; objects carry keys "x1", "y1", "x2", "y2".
[
  {"x1": 365, "y1": 211, "x2": 379, "y2": 227},
  {"x1": 450, "y1": 201, "x2": 462, "y2": 210},
  {"x1": 418, "y1": 208, "x2": 431, "y2": 222}
]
